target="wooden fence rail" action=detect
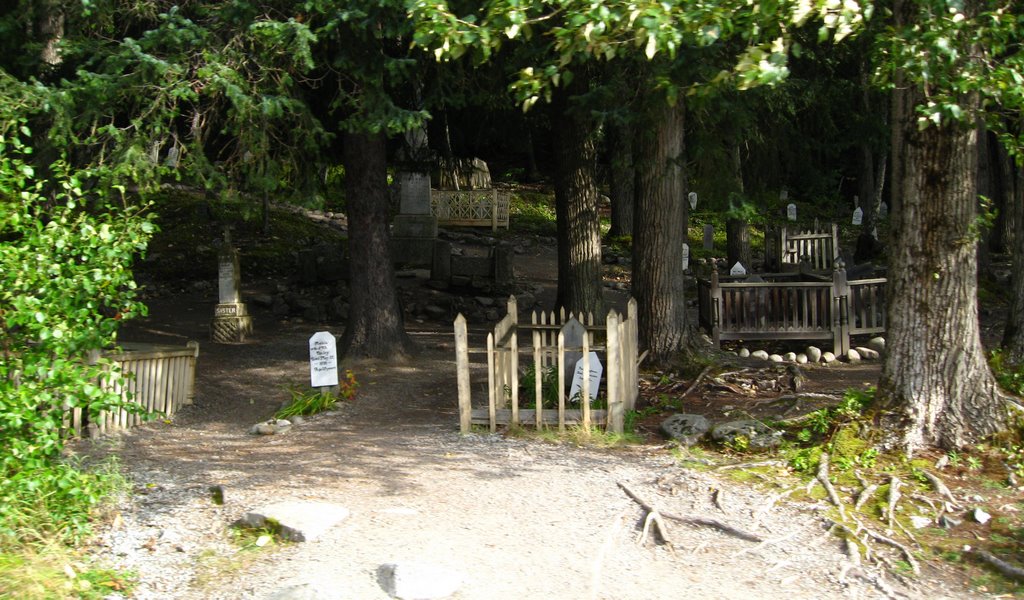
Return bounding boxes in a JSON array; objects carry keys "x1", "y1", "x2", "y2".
[
  {"x1": 454, "y1": 297, "x2": 639, "y2": 434},
  {"x1": 431, "y1": 189, "x2": 511, "y2": 230},
  {"x1": 697, "y1": 261, "x2": 886, "y2": 355},
  {"x1": 69, "y1": 341, "x2": 200, "y2": 437}
]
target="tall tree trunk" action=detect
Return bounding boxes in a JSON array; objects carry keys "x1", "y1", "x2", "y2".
[
  {"x1": 633, "y1": 102, "x2": 692, "y2": 364},
  {"x1": 878, "y1": 10, "x2": 1006, "y2": 451},
  {"x1": 607, "y1": 121, "x2": 635, "y2": 239},
  {"x1": 1001, "y1": 156, "x2": 1024, "y2": 359},
  {"x1": 339, "y1": 130, "x2": 415, "y2": 360},
  {"x1": 726, "y1": 143, "x2": 751, "y2": 270},
  {"x1": 552, "y1": 94, "x2": 605, "y2": 317}
]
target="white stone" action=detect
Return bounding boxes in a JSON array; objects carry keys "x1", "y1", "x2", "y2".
[
  {"x1": 822, "y1": 352, "x2": 836, "y2": 363},
  {"x1": 738, "y1": 348, "x2": 750, "y2": 358},
  {"x1": 869, "y1": 337, "x2": 886, "y2": 353},
  {"x1": 239, "y1": 501, "x2": 350, "y2": 542},
  {"x1": 806, "y1": 346, "x2": 822, "y2": 363},
  {"x1": 852, "y1": 206, "x2": 863, "y2": 226},
  {"x1": 973, "y1": 508, "x2": 991, "y2": 525},
  {"x1": 846, "y1": 349, "x2": 862, "y2": 363},
  {"x1": 910, "y1": 516, "x2": 932, "y2": 529},
  {"x1": 796, "y1": 353, "x2": 808, "y2": 364},
  {"x1": 377, "y1": 562, "x2": 464, "y2": 600},
  {"x1": 751, "y1": 350, "x2": 770, "y2": 360},
  {"x1": 783, "y1": 352, "x2": 797, "y2": 362},
  {"x1": 855, "y1": 346, "x2": 879, "y2": 360},
  {"x1": 309, "y1": 331, "x2": 339, "y2": 388},
  {"x1": 768, "y1": 354, "x2": 783, "y2": 363}
]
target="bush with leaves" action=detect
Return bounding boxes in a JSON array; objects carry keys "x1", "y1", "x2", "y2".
[{"x1": 0, "y1": 112, "x2": 154, "y2": 545}]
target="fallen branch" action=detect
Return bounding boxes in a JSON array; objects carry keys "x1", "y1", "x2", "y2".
[
  {"x1": 680, "y1": 365, "x2": 714, "y2": 398},
  {"x1": 817, "y1": 452, "x2": 847, "y2": 521},
  {"x1": 973, "y1": 549, "x2": 1024, "y2": 582},
  {"x1": 849, "y1": 515, "x2": 921, "y2": 576},
  {"x1": 617, "y1": 482, "x2": 764, "y2": 543}
]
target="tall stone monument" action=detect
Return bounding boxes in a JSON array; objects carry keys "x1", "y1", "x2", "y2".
[
  {"x1": 211, "y1": 230, "x2": 253, "y2": 343},
  {"x1": 391, "y1": 125, "x2": 437, "y2": 267}
]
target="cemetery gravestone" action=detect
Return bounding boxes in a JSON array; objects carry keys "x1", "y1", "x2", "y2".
[
  {"x1": 703, "y1": 224, "x2": 714, "y2": 250},
  {"x1": 391, "y1": 124, "x2": 438, "y2": 267},
  {"x1": 309, "y1": 331, "x2": 339, "y2": 389},
  {"x1": 211, "y1": 236, "x2": 254, "y2": 343},
  {"x1": 688, "y1": 192, "x2": 698, "y2": 211},
  {"x1": 569, "y1": 352, "x2": 603, "y2": 404},
  {"x1": 852, "y1": 206, "x2": 863, "y2": 226},
  {"x1": 787, "y1": 203, "x2": 797, "y2": 221},
  {"x1": 730, "y1": 262, "x2": 747, "y2": 276}
]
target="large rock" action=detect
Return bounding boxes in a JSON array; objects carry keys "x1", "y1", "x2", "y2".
[
  {"x1": 846, "y1": 349, "x2": 862, "y2": 363},
  {"x1": 805, "y1": 346, "x2": 822, "y2": 363},
  {"x1": 660, "y1": 414, "x2": 712, "y2": 447},
  {"x1": 751, "y1": 350, "x2": 770, "y2": 360},
  {"x1": 711, "y1": 420, "x2": 782, "y2": 451},
  {"x1": 782, "y1": 352, "x2": 797, "y2": 362},
  {"x1": 236, "y1": 501, "x2": 349, "y2": 542},
  {"x1": 868, "y1": 336, "x2": 886, "y2": 354},
  {"x1": 855, "y1": 346, "x2": 879, "y2": 360},
  {"x1": 822, "y1": 352, "x2": 836, "y2": 363},
  {"x1": 738, "y1": 347, "x2": 750, "y2": 358},
  {"x1": 377, "y1": 562, "x2": 464, "y2": 600}
]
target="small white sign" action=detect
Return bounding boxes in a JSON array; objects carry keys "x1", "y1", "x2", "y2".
[
  {"x1": 682, "y1": 243, "x2": 690, "y2": 271},
  {"x1": 787, "y1": 203, "x2": 797, "y2": 221},
  {"x1": 688, "y1": 192, "x2": 698, "y2": 210},
  {"x1": 309, "y1": 331, "x2": 339, "y2": 388},
  {"x1": 852, "y1": 206, "x2": 863, "y2": 226},
  {"x1": 730, "y1": 261, "x2": 747, "y2": 276},
  {"x1": 569, "y1": 352, "x2": 603, "y2": 403}
]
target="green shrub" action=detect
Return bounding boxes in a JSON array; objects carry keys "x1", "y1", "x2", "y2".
[{"x1": 275, "y1": 370, "x2": 359, "y2": 419}]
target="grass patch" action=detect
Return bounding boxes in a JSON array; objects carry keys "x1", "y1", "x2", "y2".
[
  {"x1": 509, "y1": 191, "x2": 557, "y2": 236},
  {"x1": 0, "y1": 545, "x2": 134, "y2": 600}
]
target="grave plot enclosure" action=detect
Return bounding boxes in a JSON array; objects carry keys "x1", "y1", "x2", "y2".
[
  {"x1": 68, "y1": 341, "x2": 200, "y2": 437},
  {"x1": 697, "y1": 261, "x2": 886, "y2": 354},
  {"x1": 430, "y1": 189, "x2": 511, "y2": 231},
  {"x1": 765, "y1": 223, "x2": 839, "y2": 273},
  {"x1": 454, "y1": 297, "x2": 639, "y2": 434}
]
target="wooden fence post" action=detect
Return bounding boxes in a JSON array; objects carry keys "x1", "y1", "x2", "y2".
[
  {"x1": 626, "y1": 298, "x2": 638, "y2": 412},
  {"x1": 832, "y1": 258, "x2": 850, "y2": 356},
  {"x1": 606, "y1": 310, "x2": 623, "y2": 434},
  {"x1": 486, "y1": 332, "x2": 496, "y2": 432},
  {"x1": 557, "y1": 331, "x2": 566, "y2": 432},
  {"x1": 710, "y1": 262, "x2": 722, "y2": 348},
  {"x1": 533, "y1": 330, "x2": 543, "y2": 429},
  {"x1": 455, "y1": 314, "x2": 472, "y2": 433}
]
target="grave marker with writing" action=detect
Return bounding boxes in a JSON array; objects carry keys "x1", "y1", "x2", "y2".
[
  {"x1": 309, "y1": 331, "x2": 339, "y2": 388},
  {"x1": 730, "y1": 262, "x2": 747, "y2": 276},
  {"x1": 852, "y1": 206, "x2": 863, "y2": 226},
  {"x1": 211, "y1": 234, "x2": 253, "y2": 343},
  {"x1": 569, "y1": 352, "x2": 603, "y2": 404}
]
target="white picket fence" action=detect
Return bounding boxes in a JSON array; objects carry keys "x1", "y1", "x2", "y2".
[
  {"x1": 454, "y1": 297, "x2": 639, "y2": 434},
  {"x1": 69, "y1": 341, "x2": 200, "y2": 437}
]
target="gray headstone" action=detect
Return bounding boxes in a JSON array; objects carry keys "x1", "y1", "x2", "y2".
[
  {"x1": 568, "y1": 352, "x2": 603, "y2": 404},
  {"x1": 397, "y1": 171, "x2": 432, "y2": 215},
  {"x1": 780, "y1": 189, "x2": 789, "y2": 201},
  {"x1": 729, "y1": 262, "x2": 746, "y2": 276},
  {"x1": 879, "y1": 202, "x2": 888, "y2": 218},
  {"x1": 852, "y1": 206, "x2": 863, "y2": 226},
  {"x1": 787, "y1": 203, "x2": 797, "y2": 221},
  {"x1": 218, "y1": 248, "x2": 241, "y2": 304},
  {"x1": 703, "y1": 224, "x2": 714, "y2": 250},
  {"x1": 309, "y1": 331, "x2": 339, "y2": 388},
  {"x1": 688, "y1": 192, "x2": 698, "y2": 210}
]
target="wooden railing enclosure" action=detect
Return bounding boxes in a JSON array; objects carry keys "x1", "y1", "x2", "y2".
[
  {"x1": 769, "y1": 223, "x2": 839, "y2": 272},
  {"x1": 454, "y1": 297, "x2": 639, "y2": 434},
  {"x1": 430, "y1": 189, "x2": 511, "y2": 231},
  {"x1": 69, "y1": 341, "x2": 200, "y2": 437},
  {"x1": 697, "y1": 262, "x2": 886, "y2": 355}
]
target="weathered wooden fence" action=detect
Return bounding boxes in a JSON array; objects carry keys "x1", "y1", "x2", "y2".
[
  {"x1": 454, "y1": 297, "x2": 639, "y2": 433},
  {"x1": 779, "y1": 223, "x2": 839, "y2": 272},
  {"x1": 69, "y1": 341, "x2": 200, "y2": 437},
  {"x1": 697, "y1": 261, "x2": 886, "y2": 355},
  {"x1": 431, "y1": 189, "x2": 511, "y2": 230}
]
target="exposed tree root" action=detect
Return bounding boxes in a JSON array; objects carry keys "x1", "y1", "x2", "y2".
[
  {"x1": 972, "y1": 549, "x2": 1024, "y2": 582},
  {"x1": 680, "y1": 365, "x2": 713, "y2": 398},
  {"x1": 617, "y1": 481, "x2": 764, "y2": 543},
  {"x1": 714, "y1": 460, "x2": 786, "y2": 471},
  {"x1": 886, "y1": 476, "x2": 901, "y2": 531},
  {"x1": 920, "y1": 470, "x2": 959, "y2": 508},
  {"x1": 817, "y1": 452, "x2": 847, "y2": 521}
]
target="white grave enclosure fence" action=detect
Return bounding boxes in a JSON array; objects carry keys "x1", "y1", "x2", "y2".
[
  {"x1": 430, "y1": 189, "x2": 511, "y2": 231},
  {"x1": 70, "y1": 342, "x2": 200, "y2": 437},
  {"x1": 454, "y1": 297, "x2": 640, "y2": 434}
]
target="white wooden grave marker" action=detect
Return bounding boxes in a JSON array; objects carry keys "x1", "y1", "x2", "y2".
[
  {"x1": 688, "y1": 192, "x2": 698, "y2": 210},
  {"x1": 682, "y1": 243, "x2": 690, "y2": 271},
  {"x1": 569, "y1": 352, "x2": 603, "y2": 404},
  {"x1": 852, "y1": 206, "x2": 863, "y2": 226},
  {"x1": 730, "y1": 261, "x2": 747, "y2": 276},
  {"x1": 309, "y1": 331, "x2": 339, "y2": 388},
  {"x1": 787, "y1": 203, "x2": 797, "y2": 221}
]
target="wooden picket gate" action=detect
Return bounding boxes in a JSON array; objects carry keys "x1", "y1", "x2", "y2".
[
  {"x1": 68, "y1": 341, "x2": 200, "y2": 437},
  {"x1": 454, "y1": 297, "x2": 639, "y2": 433}
]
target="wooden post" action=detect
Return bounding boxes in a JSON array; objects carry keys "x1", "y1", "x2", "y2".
[
  {"x1": 510, "y1": 329, "x2": 519, "y2": 427},
  {"x1": 832, "y1": 258, "x2": 850, "y2": 356},
  {"x1": 581, "y1": 331, "x2": 591, "y2": 430},
  {"x1": 491, "y1": 189, "x2": 498, "y2": 231},
  {"x1": 607, "y1": 310, "x2": 623, "y2": 434},
  {"x1": 557, "y1": 331, "x2": 566, "y2": 432},
  {"x1": 486, "y1": 332, "x2": 496, "y2": 432},
  {"x1": 626, "y1": 298, "x2": 639, "y2": 412},
  {"x1": 533, "y1": 330, "x2": 543, "y2": 429},
  {"x1": 455, "y1": 314, "x2": 472, "y2": 433},
  {"x1": 185, "y1": 341, "x2": 199, "y2": 405},
  {"x1": 710, "y1": 262, "x2": 722, "y2": 348}
]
